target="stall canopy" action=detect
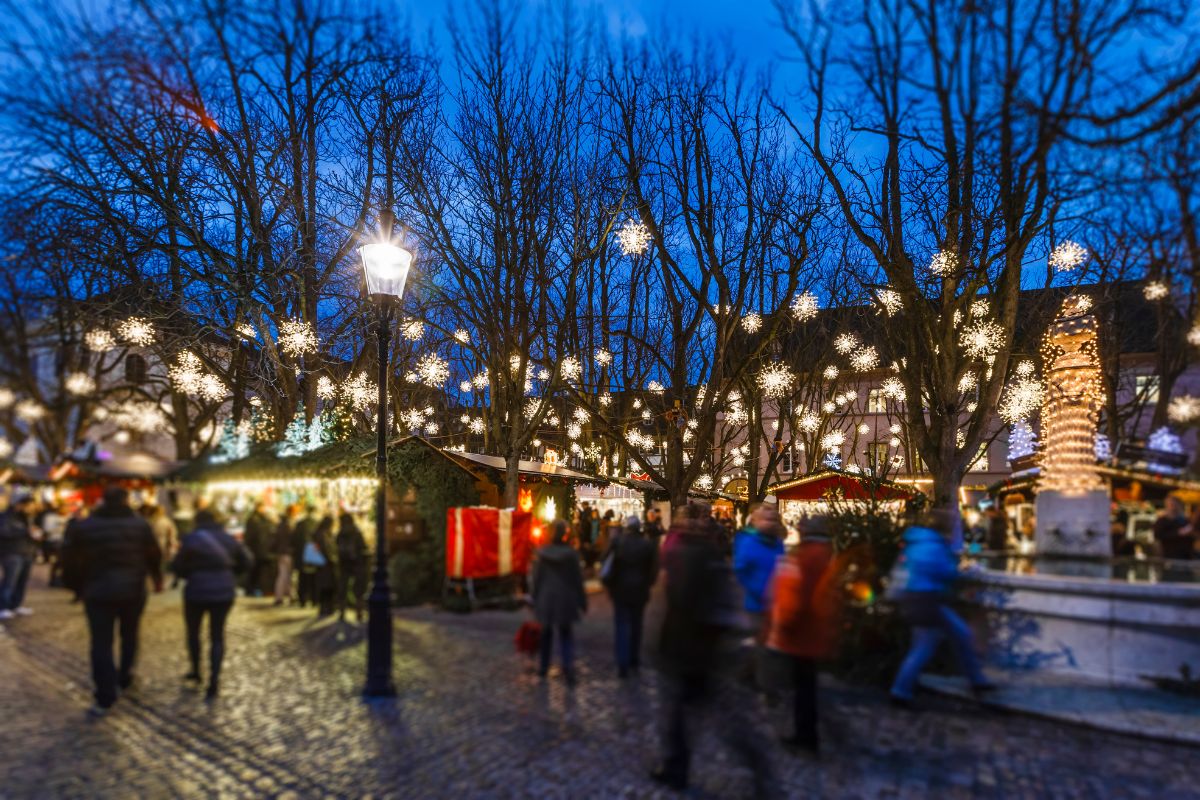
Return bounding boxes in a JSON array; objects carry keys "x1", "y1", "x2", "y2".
[{"x1": 767, "y1": 470, "x2": 916, "y2": 502}]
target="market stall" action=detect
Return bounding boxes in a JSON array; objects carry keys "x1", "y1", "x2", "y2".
[{"x1": 767, "y1": 469, "x2": 915, "y2": 526}]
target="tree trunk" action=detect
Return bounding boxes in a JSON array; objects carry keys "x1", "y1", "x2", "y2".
[{"x1": 503, "y1": 452, "x2": 521, "y2": 509}]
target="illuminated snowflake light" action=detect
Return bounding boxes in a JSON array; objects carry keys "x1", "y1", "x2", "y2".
[
  {"x1": 857, "y1": 423, "x2": 870, "y2": 435},
  {"x1": 279, "y1": 318, "x2": 318, "y2": 357},
  {"x1": 823, "y1": 365, "x2": 839, "y2": 381},
  {"x1": 889, "y1": 436, "x2": 901, "y2": 448},
  {"x1": 1048, "y1": 240, "x2": 1088, "y2": 273},
  {"x1": 14, "y1": 400, "x2": 43, "y2": 423},
  {"x1": 341, "y1": 372, "x2": 378, "y2": 409},
  {"x1": 958, "y1": 372, "x2": 978, "y2": 394},
  {"x1": 0, "y1": 438, "x2": 12, "y2": 459},
  {"x1": 790, "y1": 292, "x2": 819, "y2": 322},
  {"x1": 1016, "y1": 360, "x2": 1036, "y2": 378},
  {"x1": 416, "y1": 353, "x2": 450, "y2": 387},
  {"x1": 929, "y1": 250, "x2": 958, "y2": 276},
  {"x1": 820, "y1": 430, "x2": 845, "y2": 452},
  {"x1": 595, "y1": 348, "x2": 612, "y2": 367},
  {"x1": 725, "y1": 404, "x2": 748, "y2": 426},
  {"x1": 1188, "y1": 325, "x2": 1200, "y2": 347},
  {"x1": 453, "y1": 329, "x2": 470, "y2": 344},
  {"x1": 756, "y1": 362, "x2": 796, "y2": 399},
  {"x1": 560, "y1": 356, "x2": 582, "y2": 382},
  {"x1": 85, "y1": 330, "x2": 116, "y2": 352},
  {"x1": 117, "y1": 317, "x2": 155, "y2": 347},
  {"x1": 112, "y1": 401, "x2": 166, "y2": 433},
  {"x1": 822, "y1": 401, "x2": 836, "y2": 414},
  {"x1": 537, "y1": 368, "x2": 550, "y2": 381},
  {"x1": 65, "y1": 372, "x2": 96, "y2": 396},
  {"x1": 1168, "y1": 395, "x2": 1200, "y2": 424},
  {"x1": 472, "y1": 372, "x2": 489, "y2": 389},
  {"x1": 741, "y1": 313, "x2": 763, "y2": 334},
  {"x1": 960, "y1": 320, "x2": 1004, "y2": 360},
  {"x1": 459, "y1": 381, "x2": 472, "y2": 393},
  {"x1": 881, "y1": 377, "x2": 905, "y2": 401},
  {"x1": 970, "y1": 299, "x2": 990, "y2": 319},
  {"x1": 876, "y1": 289, "x2": 902, "y2": 316},
  {"x1": 999, "y1": 378, "x2": 1045, "y2": 425},
  {"x1": 1144, "y1": 281, "x2": 1170, "y2": 301},
  {"x1": 572, "y1": 407, "x2": 590, "y2": 424},
  {"x1": 198, "y1": 374, "x2": 227, "y2": 402},
  {"x1": 424, "y1": 421, "x2": 438, "y2": 435},
  {"x1": 567, "y1": 423, "x2": 582, "y2": 440},
  {"x1": 850, "y1": 346, "x2": 880, "y2": 372},
  {"x1": 890, "y1": 423, "x2": 902, "y2": 434},
  {"x1": 646, "y1": 380, "x2": 665, "y2": 395},
  {"x1": 469, "y1": 418, "x2": 486, "y2": 434},
  {"x1": 400, "y1": 409, "x2": 425, "y2": 430},
  {"x1": 600, "y1": 392, "x2": 612, "y2": 407},
  {"x1": 169, "y1": 351, "x2": 205, "y2": 394},
  {"x1": 833, "y1": 333, "x2": 859, "y2": 355},
  {"x1": 616, "y1": 219, "x2": 652, "y2": 256},
  {"x1": 798, "y1": 412, "x2": 820, "y2": 432},
  {"x1": 401, "y1": 318, "x2": 425, "y2": 341},
  {"x1": 316, "y1": 376, "x2": 336, "y2": 400}
]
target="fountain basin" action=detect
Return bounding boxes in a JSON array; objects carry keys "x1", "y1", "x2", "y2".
[{"x1": 963, "y1": 560, "x2": 1200, "y2": 686}]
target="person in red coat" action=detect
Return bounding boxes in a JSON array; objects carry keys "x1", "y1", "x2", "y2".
[{"x1": 764, "y1": 515, "x2": 844, "y2": 755}]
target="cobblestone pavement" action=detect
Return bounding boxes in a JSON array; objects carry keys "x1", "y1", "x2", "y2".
[{"x1": 0, "y1": 566, "x2": 1196, "y2": 800}]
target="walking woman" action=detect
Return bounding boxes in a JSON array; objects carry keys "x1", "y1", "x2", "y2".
[
  {"x1": 172, "y1": 509, "x2": 251, "y2": 700},
  {"x1": 531, "y1": 519, "x2": 587, "y2": 686}
]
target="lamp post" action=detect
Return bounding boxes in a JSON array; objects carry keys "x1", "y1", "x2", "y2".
[{"x1": 359, "y1": 239, "x2": 413, "y2": 698}]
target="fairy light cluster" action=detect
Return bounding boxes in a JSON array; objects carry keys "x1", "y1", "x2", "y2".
[
  {"x1": 401, "y1": 319, "x2": 425, "y2": 341},
  {"x1": 279, "y1": 318, "x2": 318, "y2": 357},
  {"x1": 881, "y1": 376, "x2": 906, "y2": 401},
  {"x1": 616, "y1": 219, "x2": 652, "y2": 256},
  {"x1": 65, "y1": 372, "x2": 96, "y2": 396},
  {"x1": 790, "y1": 292, "x2": 819, "y2": 321},
  {"x1": 646, "y1": 380, "x2": 665, "y2": 395},
  {"x1": 1048, "y1": 240, "x2": 1088, "y2": 273},
  {"x1": 757, "y1": 362, "x2": 796, "y2": 399},
  {"x1": 15, "y1": 400, "x2": 45, "y2": 423},
  {"x1": 833, "y1": 333, "x2": 859, "y2": 354},
  {"x1": 850, "y1": 345, "x2": 880, "y2": 372},
  {"x1": 929, "y1": 250, "x2": 958, "y2": 276},
  {"x1": 1143, "y1": 281, "x2": 1170, "y2": 301},
  {"x1": 595, "y1": 348, "x2": 612, "y2": 367},
  {"x1": 741, "y1": 313, "x2": 763, "y2": 334},
  {"x1": 341, "y1": 372, "x2": 378, "y2": 409},
  {"x1": 875, "y1": 288, "x2": 902, "y2": 316},
  {"x1": 85, "y1": 330, "x2": 116, "y2": 352},
  {"x1": 960, "y1": 320, "x2": 1004, "y2": 360},
  {"x1": 1038, "y1": 296, "x2": 1106, "y2": 495},
  {"x1": 560, "y1": 355, "x2": 582, "y2": 382},
  {"x1": 415, "y1": 353, "x2": 449, "y2": 387},
  {"x1": 118, "y1": 317, "x2": 156, "y2": 347}
]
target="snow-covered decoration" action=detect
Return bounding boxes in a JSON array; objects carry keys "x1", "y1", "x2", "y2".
[
  {"x1": 85, "y1": 330, "x2": 116, "y2": 352},
  {"x1": 416, "y1": 353, "x2": 450, "y2": 387},
  {"x1": 757, "y1": 362, "x2": 796, "y2": 399},
  {"x1": 616, "y1": 219, "x2": 652, "y2": 256},
  {"x1": 1048, "y1": 240, "x2": 1088, "y2": 273},
  {"x1": 833, "y1": 333, "x2": 859, "y2": 354},
  {"x1": 875, "y1": 288, "x2": 902, "y2": 316},
  {"x1": 276, "y1": 413, "x2": 311, "y2": 457},
  {"x1": 560, "y1": 355, "x2": 582, "y2": 382},
  {"x1": 14, "y1": 400, "x2": 45, "y2": 423},
  {"x1": 65, "y1": 372, "x2": 95, "y2": 396},
  {"x1": 823, "y1": 365, "x2": 839, "y2": 380},
  {"x1": 1168, "y1": 395, "x2": 1200, "y2": 424},
  {"x1": 741, "y1": 313, "x2": 763, "y2": 333},
  {"x1": 595, "y1": 348, "x2": 613, "y2": 367},
  {"x1": 960, "y1": 320, "x2": 1004, "y2": 360},
  {"x1": 646, "y1": 380, "x2": 665, "y2": 394},
  {"x1": 850, "y1": 346, "x2": 880, "y2": 372},
  {"x1": 277, "y1": 318, "x2": 317, "y2": 357},
  {"x1": 1094, "y1": 433, "x2": 1111, "y2": 462},
  {"x1": 1143, "y1": 281, "x2": 1170, "y2": 301},
  {"x1": 1146, "y1": 427, "x2": 1185, "y2": 474},
  {"x1": 790, "y1": 292, "x2": 819, "y2": 321},
  {"x1": 117, "y1": 317, "x2": 155, "y2": 346},
  {"x1": 401, "y1": 318, "x2": 425, "y2": 341},
  {"x1": 453, "y1": 329, "x2": 470, "y2": 344},
  {"x1": 1007, "y1": 420, "x2": 1037, "y2": 461},
  {"x1": 928, "y1": 250, "x2": 958, "y2": 276}
]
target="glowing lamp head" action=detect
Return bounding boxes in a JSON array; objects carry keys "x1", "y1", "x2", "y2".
[{"x1": 359, "y1": 242, "x2": 413, "y2": 301}]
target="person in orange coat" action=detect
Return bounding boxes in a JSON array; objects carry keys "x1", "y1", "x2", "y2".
[{"x1": 764, "y1": 515, "x2": 844, "y2": 755}]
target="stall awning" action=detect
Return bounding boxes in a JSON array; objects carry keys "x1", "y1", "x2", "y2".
[
  {"x1": 767, "y1": 470, "x2": 915, "y2": 502},
  {"x1": 439, "y1": 449, "x2": 603, "y2": 484}
]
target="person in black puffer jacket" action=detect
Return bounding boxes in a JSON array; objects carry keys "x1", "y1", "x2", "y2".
[
  {"x1": 61, "y1": 487, "x2": 163, "y2": 715},
  {"x1": 172, "y1": 509, "x2": 251, "y2": 700},
  {"x1": 602, "y1": 516, "x2": 658, "y2": 678}
]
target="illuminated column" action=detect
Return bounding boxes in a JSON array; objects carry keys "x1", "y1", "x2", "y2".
[{"x1": 1035, "y1": 296, "x2": 1111, "y2": 557}]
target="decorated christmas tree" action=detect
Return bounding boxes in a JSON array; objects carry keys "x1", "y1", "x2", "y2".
[
  {"x1": 306, "y1": 413, "x2": 331, "y2": 451},
  {"x1": 1007, "y1": 419, "x2": 1037, "y2": 462},
  {"x1": 322, "y1": 401, "x2": 358, "y2": 443},
  {"x1": 277, "y1": 412, "x2": 310, "y2": 457},
  {"x1": 210, "y1": 418, "x2": 250, "y2": 464}
]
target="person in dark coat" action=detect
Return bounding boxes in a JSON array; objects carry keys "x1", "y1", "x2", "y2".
[
  {"x1": 0, "y1": 493, "x2": 37, "y2": 619},
  {"x1": 531, "y1": 519, "x2": 587, "y2": 685},
  {"x1": 172, "y1": 509, "x2": 251, "y2": 700},
  {"x1": 603, "y1": 516, "x2": 659, "y2": 677},
  {"x1": 652, "y1": 502, "x2": 773, "y2": 795},
  {"x1": 643, "y1": 507, "x2": 665, "y2": 542},
  {"x1": 241, "y1": 500, "x2": 274, "y2": 596},
  {"x1": 335, "y1": 512, "x2": 368, "y2": 622},
  {"x1": 312, "y1": 516, "x2": 338, "y2": 617},
  {"x1": 60, "y1": 487, "x2": 163, "y2": 715},
  {"x1": 291, "y1": 505, "x2": 320, "y2": 607},
  {"x1": 272, "y1": 504, "x2": 300, "y2": 605}
]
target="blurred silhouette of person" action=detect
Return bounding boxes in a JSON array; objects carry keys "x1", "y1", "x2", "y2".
[
  {"x1": 0, "y1": 492, "x2": 38, "y2": 619},
  {"x1": 61, "y1": 487, "x2": 163, "y2": 716},
  {"x1": 602, "y1": 515, "x2": 658, "y2": 678},
  {"x1": 273, "y1": 504, "x2": 301, "y2": 605},
  {"x1": 312, "y1": 516, "x2": 338, "y2": 617},
  {"x1": 764, "y1": 515, "x2": 844, "y2": 755},
  {"x1": 292, "y1": 504, "x2": 320, "y2": 607},
  {"x1": 531, "y1": 519, "x2": 587, "y2": 686},
  {"x1": 1154, "y1": 496, "x2": 1194, "y2": 560},
  {"x1": 890, "y1": 509, "x2": 995, "y2": 707},
  {"x1": 242, "y1": 499, "x2": 274, "y2": 596},
  {"x1": 652, "y1": 503, "x2": 774, "y2": 795},
  {"x1": 336, "y1": 512, "x2": 368, "y2": 622},
  {"x1": 172, "y1": 509, "x2": 251, "y2": 700}
]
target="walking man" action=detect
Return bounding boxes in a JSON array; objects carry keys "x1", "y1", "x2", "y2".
[
  {"x1": 61, "y1": 487, "x2": 163, "y2": 716},
  {"x1": 602, "y1": 516, "x2": 658, "y2": 678},
  {"x1": 0, "y1": 492, "x2": 37, "y2": 620}
]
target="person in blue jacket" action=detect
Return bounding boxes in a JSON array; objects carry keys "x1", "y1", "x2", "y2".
[
  {"x1": 733, "y1": 506, "x2": 786, "y2": 634},
  {"x1": 890, "y1": 509, "x2": 995, "y2": 706}
]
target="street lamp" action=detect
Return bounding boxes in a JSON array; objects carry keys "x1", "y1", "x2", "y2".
[{"x1": 359, "y1": 239, "x2": 413, "y2": 698}]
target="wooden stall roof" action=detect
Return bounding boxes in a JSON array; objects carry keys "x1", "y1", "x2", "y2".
[
  {"x1": 767, "y1": 470, "x2": 915, "y2": 502},
  {"x1": 438, "y1": 448, "x2": 604, "y2": 484}
]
